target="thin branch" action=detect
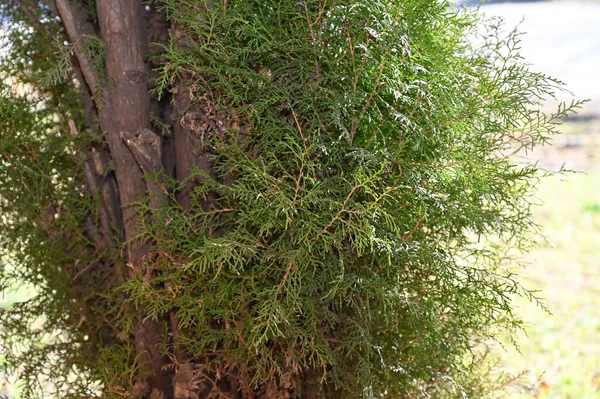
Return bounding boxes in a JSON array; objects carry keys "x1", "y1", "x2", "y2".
[
  {"x1": 303, "y1": 2, "x2": 320, "y2": 79},
  {"x1": 346, "y1": 26, "x2": 357, "y2": 86},
  {"x1": 352, "y1": 31, "x2": 371, "y2": 93},
  {"x1": 422, "y1": 99, "x2": 486, "y2": 135},
  {"x1": 38, "y1": 0, "x2": 101, "y2": 134},
  {"x1": 409, "y1": 161, "x2": 464, "y2": 170},
  {"x1": 291, "y1": 108, "x2": 315, "y2": 198},
  {"x1": 291, "y1": 108, "x2": 307, "y2": 145},
  {"x1": 321, "y1": 183, "x2": 363, "y2": 234},
  {"x1": 55, "y1": 0, "x2": 100, "y2": 96},
  {"x1": 277, "y1": 261, "x2": 294, "y2": 293},
  {"x1": 350, "y1": 55, "x2": 387, "y2": 143},
  {"x1": 335, "y1": 217, "x2": 365, "y2": 233},
  {"x1": 14, "y1": 0, "x2": 50, "y2": 36},
  {"x1": 293, "y1": 162, "x2": 305, "y2": 203},
  {"x1": 402, "y1": 212, "x2": 425, "y2": 243}
]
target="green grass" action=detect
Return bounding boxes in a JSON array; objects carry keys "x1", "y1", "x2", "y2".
[{"x1": 497, "y1": 170, "x2": 600, "y2": 398}]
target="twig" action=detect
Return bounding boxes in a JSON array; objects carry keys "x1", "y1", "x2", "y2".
[
  {"x1": 335, "y1": 217, "x2": 365, "y2": 234},
  {"x1": 321, "y1": 183, "x2": 362, "y2": 234},
  {"x1": 409, "y1": 161, "x2": 464, "y2": 170},
  {"x1": 350, "y1": 55, "x2": 387, "y2": 143},
  {"x1": 351, "y1": 30, "x2": 372, "y2": 93},
  {"x1": 73, "y1": 262, "x2": 94, "y2": 281},
  {"x1": 293, "y1": 162, "x2": 305, "y2": 202},
  {"x1": 303, "y1": 2, "x2": 321, "y2": 78},
  {"x1": 277, "y1": 261, "x2": 294, "y2": 293},
  {"x1": 291, "y1": 108, "x2": 314, "y2": 200},
  {"x1": 291, "y1": 109, "x2": 308, "y2": 148},
  {"x1": 402, "y1": 212, "x2": 425, "y2": 242}
]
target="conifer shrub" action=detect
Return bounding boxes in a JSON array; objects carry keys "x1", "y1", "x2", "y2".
[{"x1": 0, "y1": 0, "x2": 583, "y2": 398}]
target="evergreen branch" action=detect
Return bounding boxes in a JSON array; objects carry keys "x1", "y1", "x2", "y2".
[
  {"x1": 0, "y1": 1, "x2": 584, "y2": 396},
  {"x1": 293, "y1": 162, "x2": 305, "y2": 203},
  {"x1": 55, "y1": 0, "x2": 101, "y2": 97},
  {"x1": 302, "y1": 1, "x2": 321, "y2": 79},
  {"x1": 321, "y1": 182, "x2": 365, "y2": 234},
  {"x1": 402, "y1": 211, "x2": 425, "y2": 243},
  {"x1": 290, "y1": 108, "x2": 311, "y2": 201},
  {"x1": 351, "y1": 54, "x2": 386, "y2": 143}
]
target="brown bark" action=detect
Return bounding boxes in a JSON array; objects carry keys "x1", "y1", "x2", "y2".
[
  {"x1": 55, "y1": 0, "x2": 101, "y2": 97},
  {"x1": 171, "y1": 81, "x2": 214, "y2": 210},
  {"x1": 95, "y1": 0, "x2": 152, "y2": 254},
  {"x1": 53, "y1": 0, "x2": 172, "y2": 396},
  {"x1": 68, "y1": 120, "x2": 122, "y2": 250},
  {"x1": 95, "y1": 1, "x2": 173, "y2": 397},
  {"x1": 20, "y1": 0, "x2": 123, "y2": 249},
  {"x1": 36, "y1": 1, "x2": 325, "y2": 397},
  {"x1": 39, "y1": 0, "x2": 58, "y2": 16}
]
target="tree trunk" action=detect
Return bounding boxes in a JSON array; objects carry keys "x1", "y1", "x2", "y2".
[
  {"x1": 54, "y1": 0, "x2": 175, "y2": 396},
  {"x1": 34, "y1": 1, "x2": 329, "y2": 397}
]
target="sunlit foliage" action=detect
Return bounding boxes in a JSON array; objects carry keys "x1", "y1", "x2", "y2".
[{"x1": 0, "y1": 0, "x2": 584, "y2": 397}]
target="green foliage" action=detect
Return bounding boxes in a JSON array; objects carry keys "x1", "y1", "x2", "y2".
[
  {"x1": 44, "y1": 34, "x2": 108, "y2": 106},
  {"x1": 0, "y1": 0, "x2": 585, "y2": 398},
  {"x1": 134, "y1": 0, "x2": 583, "y2": 396},
  {"x1": 0, "y1": 80, "x2": 101, "y2": 398}
]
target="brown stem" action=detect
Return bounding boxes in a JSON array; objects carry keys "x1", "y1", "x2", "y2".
[
  {"x1": 303, "y1": 2, "x2": 320, "y2": 79},
  {"x1": 350, "y1": 55, "x2": 386, "y2": 143}
]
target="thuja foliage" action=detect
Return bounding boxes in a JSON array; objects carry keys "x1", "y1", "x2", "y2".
[{"x1": 0, "y1": 0, "x2": 584, "y2": 398}]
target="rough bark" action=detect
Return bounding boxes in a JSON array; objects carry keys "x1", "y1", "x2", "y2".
[
  {"x1": 171, "y1": 80, "x2": 216, "y2": 211},
  {"x1": 54, "y1": 0, "x2": 172, "y2": 396},
  {"x1": 55, "y1": 0, "x2": 101, "y2": 97},
  {"x1": 69, "y1": 119, "x2": 122, "y2": 250},
  {"x1": 96, "y1": 1, "x2": 173, "y2": 396},
  {"x1": 25, "y1": 0, "x2": 122, "y2": 249},
  {"x1": 38, "y1": 1, "x2": 307, "y2": 397}
]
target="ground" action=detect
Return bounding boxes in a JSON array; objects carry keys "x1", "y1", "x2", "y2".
[
  {"x1": 474, "y1": 2, "x2": 600, "y2": 397},
  {"x1": 498, "y1": 116, "x2": 600, "y2": 398}
]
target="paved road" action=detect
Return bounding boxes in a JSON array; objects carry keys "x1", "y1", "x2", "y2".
[{"x1": 466, "y1": 1, "x2": 600, "y2": 112}]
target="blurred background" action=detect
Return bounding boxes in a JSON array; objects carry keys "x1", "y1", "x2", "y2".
[{"x1": 459, "y1": 0, "x2": 600, "y2": 398}]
